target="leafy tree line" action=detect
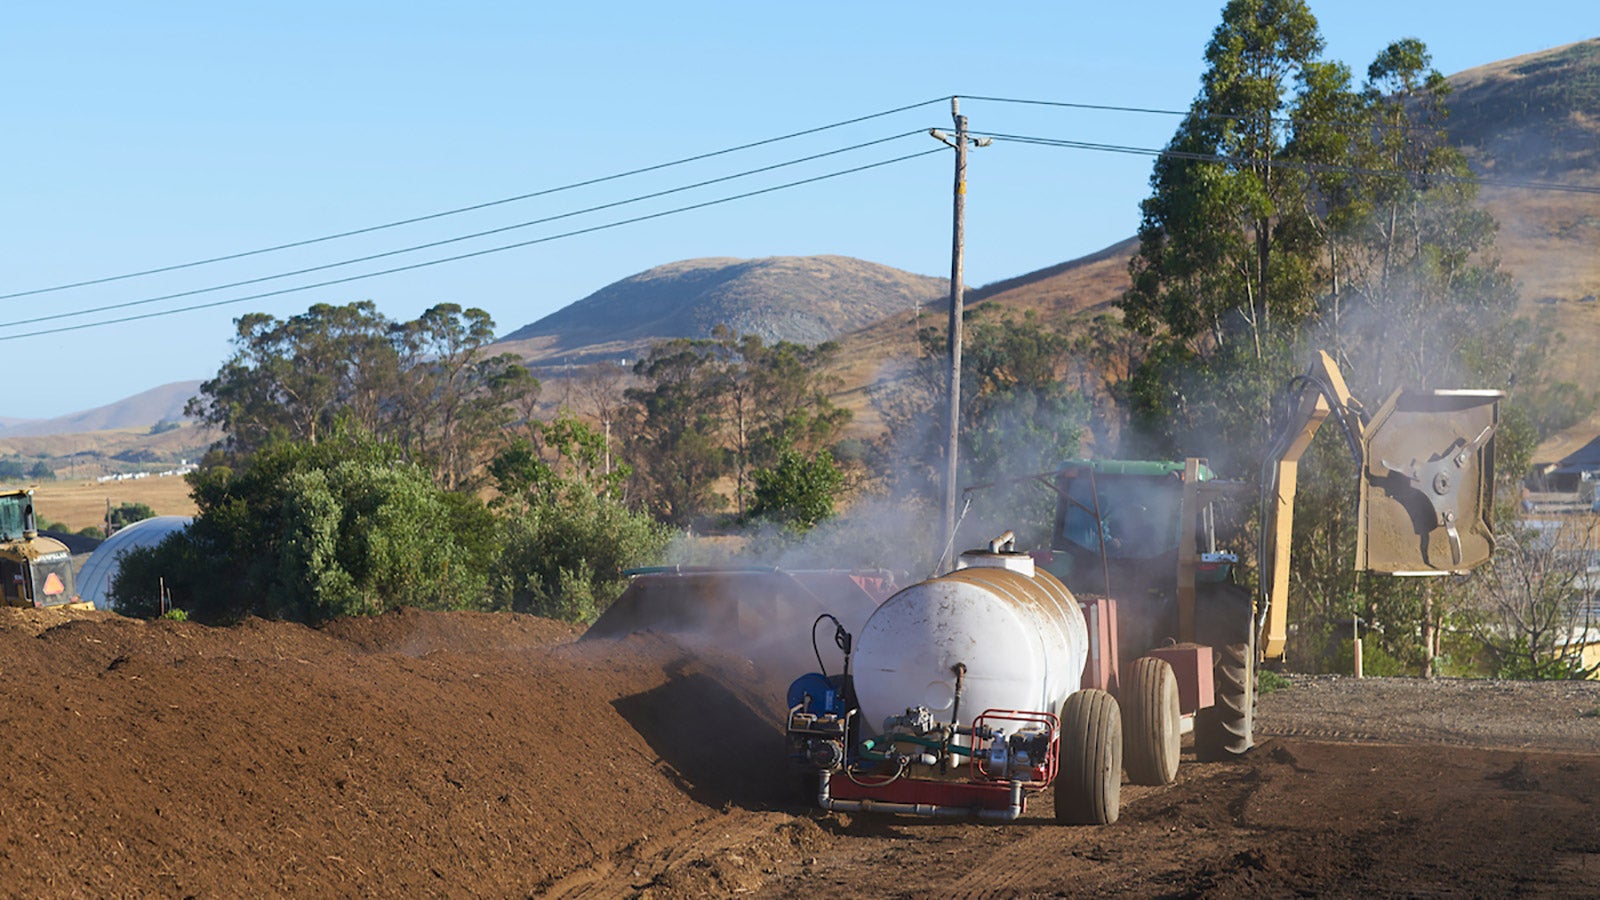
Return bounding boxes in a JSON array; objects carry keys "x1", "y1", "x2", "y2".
[
  {"x1": 112, "y1": 310, "x2": 857, "y2": 623},
  {"x1": 620, "y1": 325, "x2": 853, "y2": 530},
  {"x1": 117, "y1": 303, "x2": 662, "y2": 623},
  {"x1": 116, "y1": 291, "x2": 1096, "y2": 625},
  {"x1": 185, "y1": 301, "x2": 538, "y2": 490},
  {"x1": 111, "y1": 414, "x2": 674, "y2": 624},
  {"x1": 0, "y1": 459, "x2": 56, "y2": 482}
]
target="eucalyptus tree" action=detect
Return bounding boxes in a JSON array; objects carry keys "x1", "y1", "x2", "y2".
[
  {"x1": 188, "y1": 301, "x2": 537, "y2": 489},
  {"x1": 188, "y1": 301, "x2": 400, "y2": 454},
  {"x1": 391, "y1": 303, "x2": 538, "y2": 490},
  {"x1": 1122, "y1": 0, "x2": 1334, "y2": 363},
  {"x1": 1117, "y1": 0, "x2": 1355, "y2": 472},
  {"x1": 623, "y1": 338, "x2": 731, "y2": 527}
]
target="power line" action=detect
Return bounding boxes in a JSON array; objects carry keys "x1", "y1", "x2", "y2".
[
  {"x1": 967, "y1": 93, "x2": 1451, "y2": 138},
  {"x1": 15, "y1": 95, "x2": 1588, "y2": 340},
  {"x1": 983, "y1": 131, "x2": 1600, "y2": 196},
  {"x1": 6, "y1": 90, "x2": 1486, "y2": 309},
  {"x1": 0, "y1": 96, "x2": 950, "y2": 302},
  {"x1": 1, "y1": 148, "x2": 945, "y2": 342},
  {"x1": 966, "y1": 95, "x2": 1191, "y2": 118},
  {"x1": 11, "y1": 130, "x2": 927, "y2": 328}
]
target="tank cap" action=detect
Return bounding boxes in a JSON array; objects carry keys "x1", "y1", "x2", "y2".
[{"x1": 956, "y1": 532, "x2": 1035, "y2": 575}]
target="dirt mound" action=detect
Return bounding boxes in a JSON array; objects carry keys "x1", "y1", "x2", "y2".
[
  {"x1": 319, "y1": 606, "x2": 579, "y2": 655},
  {"x1": 1, "y1": 607, "x2": 1596, "y2": 897},
  {"x1": 0, "y1": 608, "x2": 791, "y2": 897}
]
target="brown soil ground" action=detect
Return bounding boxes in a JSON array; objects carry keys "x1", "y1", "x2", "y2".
[{"x1": 1, "y1": 607, "x2": 1596, "y2": 898}]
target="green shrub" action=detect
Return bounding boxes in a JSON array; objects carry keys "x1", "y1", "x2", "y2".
[
  {"x1": 1257, "y1": 669, "x2": 1292, "y2": 694},
  {"x1": 491, "y1": 487, "x2": 670, "y2": 624},
  {"x1": 108, "y1": 502, "x2": 157, "y2": 529},
  {"x1": 1332, "y1": 638, "x2": 1410, "y2": 676},
  {"x1": 110, "y1": 427, "x2": 497, "y2": 623},
  {"x1": 749, "y1": 446, "x2": 844, "y2": 532}
]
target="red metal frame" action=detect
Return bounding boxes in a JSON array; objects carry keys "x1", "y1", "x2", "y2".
[
  {"x1": 829, "y1": 775, "x2": 1019, "y2": 810},
  {"x1": 831, "y1": 708, "x2": 1060, "y2": 813},
  {"x1": 971, "y1": 708, "x2": 1059, "y2": 785}
]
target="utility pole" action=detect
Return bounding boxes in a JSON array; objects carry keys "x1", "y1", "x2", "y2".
[{"x1": 931, "y1": 98, "x2": 990, "y2": 571}]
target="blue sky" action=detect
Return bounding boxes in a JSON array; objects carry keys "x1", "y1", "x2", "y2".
[{"x1": 3, "y1": 2, "x2": 1590, "y2": 419}]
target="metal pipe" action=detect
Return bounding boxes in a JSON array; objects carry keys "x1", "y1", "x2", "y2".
[
  {"x1": 943, "y1": 661, "x2": 967, "y2": 773},
  {"x1": 1088, "y1": 466, "x2": 1113, "y2": 598},
  {"x1": 817, "y1": 773, "x2": 1025, "y2": 822}
]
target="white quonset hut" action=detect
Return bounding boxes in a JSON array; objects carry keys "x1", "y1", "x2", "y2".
[{"x1": 76, "y1": 516, "x2": 193, "y2": 611}]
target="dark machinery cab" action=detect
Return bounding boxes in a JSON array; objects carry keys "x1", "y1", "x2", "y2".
[{"x1": 0, "y1": 489, "x2": 81, "y2": 609}]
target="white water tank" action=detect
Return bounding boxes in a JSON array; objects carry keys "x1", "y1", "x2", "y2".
[{"x1": 852, "y1": 543, "x2": 1089, "y2": 736}]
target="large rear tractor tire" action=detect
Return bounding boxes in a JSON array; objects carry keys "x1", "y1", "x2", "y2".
[
  {"x1": 1055, "y1": 689, "x2": 1122, "y2": 825},
  {"x1": 1195, "y1": 640, "x2": 1254, "y2": 761},
  {"x1": 1123, "y1": 656, "x2": 1180, "y2": 785}
]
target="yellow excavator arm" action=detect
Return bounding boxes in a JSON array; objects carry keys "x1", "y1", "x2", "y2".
[{"x1": 1257, "y1": 352, "x2": 1501, "y2": 661}]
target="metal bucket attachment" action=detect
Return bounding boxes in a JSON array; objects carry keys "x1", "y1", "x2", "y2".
[{"x1": 1358, "y1": 389, "x2": 1502, "y2": 574}]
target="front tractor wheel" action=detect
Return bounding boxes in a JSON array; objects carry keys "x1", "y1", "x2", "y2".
[
  {"x1": 1123, "y1": 656, "x2": 1180, "y2": 785},
  {"x1": 1055, "y1": 689, "x2": 1122, "y2": 825}
]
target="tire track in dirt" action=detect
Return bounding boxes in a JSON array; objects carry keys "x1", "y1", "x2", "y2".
[{"x1": 541, "y1": 810, "x2": 827, "y2": 898}]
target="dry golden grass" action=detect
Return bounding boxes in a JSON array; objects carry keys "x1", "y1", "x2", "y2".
[
  {"x1": 965, "y1": 236, "x2": 1138, "y2": 316},
  {"x1": 32, "y1": 477, "x2": 198, "y2": 533}
]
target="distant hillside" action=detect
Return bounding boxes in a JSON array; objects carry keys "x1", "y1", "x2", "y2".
[
  {"x1": 494, "y1": 256, "x2": 947, "y2": 366},
  {"x1": 1447, "y1": 40, "x2": 1600, "y2": 307},
  {"x1": 1448, "y1": 39, "x2": 1600, "y2": 457},
  {"x1": 966, "y1": 236, "x2": 1139, "y2": 316},
  {"x1": 0, "y1": 381, "x2": 201, "y2": 439},
  {"x1": 1449, "y1": 38, "x2": 1600, "y2": 180}
]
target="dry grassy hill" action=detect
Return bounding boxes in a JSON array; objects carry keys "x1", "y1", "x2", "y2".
[
  {"x1": 1451, "y1": 39, "x2": 1600, "y2": 457},
  {"x1": 965, "y1": 236, "x2": 1139, "y2": 316},
  {"x1": 0, "y1": 381, "x2": 200, "y2": 439},
  {"x1": 0, "y1": 421, "x2": 217, "y2": 483},
  {"x1": 494, "y1": 255, "x2": 947, "y2": 371},
  {"x1": 31, "y1": 476, "x2": 199, "y2": 533}
]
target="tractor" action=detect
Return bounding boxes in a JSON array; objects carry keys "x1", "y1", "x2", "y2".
[{"x1": 785, "y1": 352, "x2": 1503, "y2": 823}]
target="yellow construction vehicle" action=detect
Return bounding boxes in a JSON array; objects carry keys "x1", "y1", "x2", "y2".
[{"x1": 0, "y1": 488, "x2": 85, "y2": 609}]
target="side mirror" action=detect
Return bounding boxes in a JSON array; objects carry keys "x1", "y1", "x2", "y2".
[{"x1": 1358, "y1": 389, "x2": 1502, "y2": 574}]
